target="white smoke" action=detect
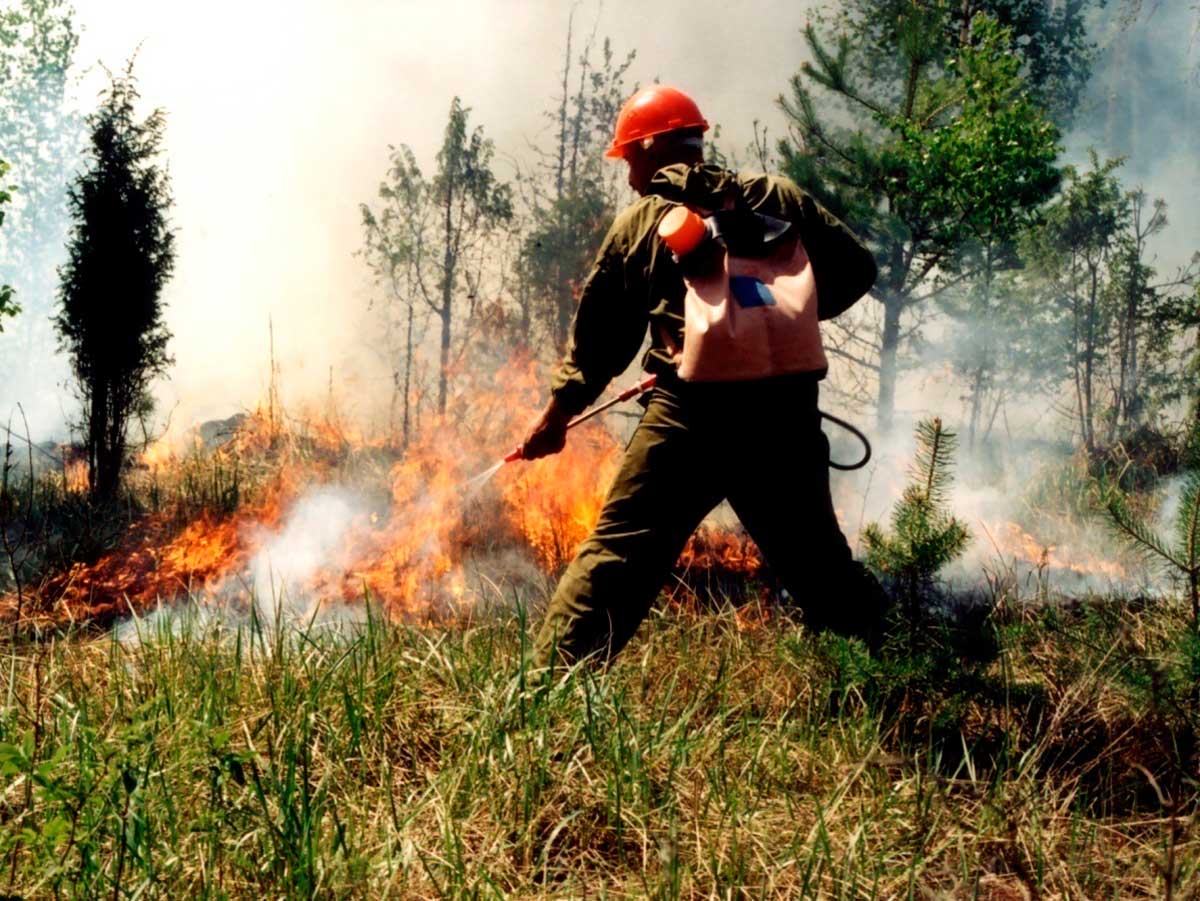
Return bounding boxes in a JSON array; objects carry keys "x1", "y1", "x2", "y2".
[{"x1": 245, "y1": 486, "x2": 368, "y2": 627}]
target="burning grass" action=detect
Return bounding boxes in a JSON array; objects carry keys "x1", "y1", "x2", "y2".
[
  {"x1": 1, "y1": 358, "x2": 764, "y2": 633},
  {"x1": 0, "y1": 594, "x2": 1196, "y2": 897}
]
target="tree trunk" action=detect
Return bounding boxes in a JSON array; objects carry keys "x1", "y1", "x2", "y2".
[
  {"x1": 966, "y1": 247, "x2": 994, "y2": 451},
  {"x1": 438, "y1": 170, "x2": 455, "y2": 415},
  {"x1": 1083, "y1": 261, "x2": 1099, "y2": 453},
  {"x1": 403, "y1": 297, "x2": 413, "y2": 447},
  {"x1": 877, "y1": 293, "x2": 902, "y2": 434},
  {"x1": 967, "y1": 365, "x2": 985, "y2": 451},
  {"x1": 89, "y1": 379, "x2": 123, "y2": 503},
  {"x1": 438, "y1": 302, "x2": 451, "y2": 416}
]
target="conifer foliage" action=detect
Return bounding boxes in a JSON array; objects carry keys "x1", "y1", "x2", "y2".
[
  {"x1": 54, "y1": 68, "x2": 175, "y2": 502},
  {"x1": 1103, "y1": 416, "x2": 1200, "y2": 630},
  {"x1": 862, "y1": 418, "x2": 970, "y2": 619}
]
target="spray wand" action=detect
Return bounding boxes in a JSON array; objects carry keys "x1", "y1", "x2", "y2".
[
  {"x1": 461, "y1": 374, "x2": 657, "y2": 494},
  {"x1": 503, "y1": 374, "x2": 657, "y2": 463}
]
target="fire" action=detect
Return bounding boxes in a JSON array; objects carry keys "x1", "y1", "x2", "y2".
[
  {"x1": 6, "y1": 357, "x2": 764, "y2": 631},
  {"x1": 501, "y1": 430, "x2": 621, "y2": 572},
  {"x1": 64, "y1": 459, "x2": 89, "y2": 493},
  {"x1": 981, "y1": 520, "x2": 1128, "y2": 582}
]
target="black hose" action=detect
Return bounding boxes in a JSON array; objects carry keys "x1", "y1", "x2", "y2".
[{"x1": 820, "y1": 411, "x2": 871, "y2": 471}]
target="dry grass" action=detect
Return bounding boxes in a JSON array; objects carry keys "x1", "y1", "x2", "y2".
[{"x1": 0, "y1": 590, "x2": 1196, "y2": 899}]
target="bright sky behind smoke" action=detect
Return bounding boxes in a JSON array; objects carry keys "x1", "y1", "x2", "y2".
[
  {"x1": 14, "y1": 0, "x2": 1195, "y2": 441},
  {"x1": 65, "y1": 0, "x2": 818, "y2": 429}
]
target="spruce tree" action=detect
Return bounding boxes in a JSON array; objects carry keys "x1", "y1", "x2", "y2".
[{"x1": 54, "y1": 68, "x2": 175, "y2": 502}]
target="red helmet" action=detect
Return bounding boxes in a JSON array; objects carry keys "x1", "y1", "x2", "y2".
[{"x1": 605, "y1": 85, "x2": 709, "y2": 160}]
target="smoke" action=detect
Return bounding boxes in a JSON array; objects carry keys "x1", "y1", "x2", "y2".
[
  {"x1": 0, "y1": 0, "x2": 813, "y2": 444},
  {"x1": 245, "y1": 486, "x2": 369, "y2": 626},
  {"x1": 18, "y1": 1, "x2": 1189, "y2": 438},
  {"x1": 1064, "y1": 1, "x2": 1200, "y2": 268}
]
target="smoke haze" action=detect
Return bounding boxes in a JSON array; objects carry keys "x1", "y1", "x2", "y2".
[
  {"x1": 3, "y1": 1, "x2": 1196, "y2": 600},
  {"x1": 3, "y1": 0, "x2": 1192, "y2": 441},
  {"x1": 12, "y1": 0, "x2": 813, "y2": 439}
]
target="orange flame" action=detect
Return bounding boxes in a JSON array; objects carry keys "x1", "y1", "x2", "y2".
[
  {"x1": 9, "y1": 358, "x2": 762, "y2": 630},
  {"x1": 982, "y1": 520, "x2": 1127, "y2": 581}
]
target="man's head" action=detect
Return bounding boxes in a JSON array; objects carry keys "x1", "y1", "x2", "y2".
[{"x1": 606, "y1": 85, "x2": 708, "y2": 195}]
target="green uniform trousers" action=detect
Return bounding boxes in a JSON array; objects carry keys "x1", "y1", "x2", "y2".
[{"x1": 533, "y1": 373, "x2": 884, "y2": 666}]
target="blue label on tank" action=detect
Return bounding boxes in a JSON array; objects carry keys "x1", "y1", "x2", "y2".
[{"x1": 730, "y1": 276, "x2": 776, "y2": 308}]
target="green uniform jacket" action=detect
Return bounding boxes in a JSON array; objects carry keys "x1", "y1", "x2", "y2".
[{"x1": 549, "y1": 162, "x2": 878, "y2": 417}]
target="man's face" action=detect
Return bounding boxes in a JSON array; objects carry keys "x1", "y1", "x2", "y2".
[{"x1": 623, "y1": 143, "x2": 659, "y2": 196}]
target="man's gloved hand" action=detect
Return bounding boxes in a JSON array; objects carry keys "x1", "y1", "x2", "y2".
[{"x1": 519, "y1": 398, "x2": 571, "y2": 459}]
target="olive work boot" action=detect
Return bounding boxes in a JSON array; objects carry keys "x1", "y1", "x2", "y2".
[{"x1": 793, "y1": 561, "x2": 894, "y2": 655}]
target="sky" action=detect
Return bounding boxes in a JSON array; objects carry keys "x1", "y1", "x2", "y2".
[{"x1": 62, "y1": 0, "x2": 820, "y2": 431}]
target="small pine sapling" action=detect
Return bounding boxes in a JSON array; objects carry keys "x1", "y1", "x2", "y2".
[
  {"x1": 1102, "y1": 415, "x2": 1200, "y2": 631},
  {"x1": 862, "y1": 418, "x2": 971, "y2": 630}
]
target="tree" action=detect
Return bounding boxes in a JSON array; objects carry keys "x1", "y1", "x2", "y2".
[
  {"x1": 827, "y1": 0, "x2": 1099, "y2": 126},
  {"x1": 780, "y1": 7, "x2": 1061, "y2": 431},
  {"x1": 916, "y1": 15, "x2": 1061, "y2": 447},
  {"x1": 1102, "y1": 416, "x2": 1200, "y2": 631},
  {"x1": 0, "y1": 159, "x2": 16, "y2": 330},
  {"x1": 0, "y1": 0, "x2": 82, "y2": 369},
  {"x1": 1104, "y1": 191, "x2": 1200, "y2": 440},
  {"x1": 942, "y1": 0, "x2": 1098, "y2": 124},
  {"x1": 517, "y1": 17, "x2": 634, "y2": 352},
  {"x1": 360, "y1": 145, "x2": 433, "y2": 447},
  {"x1": 54, "y1": 69, "x2": 175, "y2": 502},
  {"x1": 1022, "y1": 157, "x2": 1124, "y2": 454},
  {"x1": 425, "y1": 98, "x2": 512, "y2": 414},
  {"x1": 1022, "y1": 156, "x2": 1200, "y2": 452},
  {"x1": 862, "y1": 417, "x2": 970, "y2": 630}
]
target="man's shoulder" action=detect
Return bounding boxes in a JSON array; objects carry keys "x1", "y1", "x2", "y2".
[
  {"x1": 736, "y1": 170, "x2": 805, "y2": 211},
  {"x1": 607, "y1": 194, "x2": 671, "y2": 255}
]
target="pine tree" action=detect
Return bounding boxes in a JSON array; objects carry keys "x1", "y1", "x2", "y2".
[
  {"x1": 779, "y1": 9, "x2": 1060, "y2": 432},
  {"x1": 1102, "y1": 418, "x2": 1200, "y2": 630},
  {"x1": 862, "y1": 418, "x2": 970, "y2": 625},
  {"x1": 54, "y1": 68, "x2": 175, "y2": 502}
]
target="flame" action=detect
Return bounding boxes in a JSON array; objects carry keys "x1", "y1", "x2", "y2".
[
  {"x1": 64, "y1": 459, "x2": 89, "y2": 493},
  {"x1": 8, "y1": 357, "x2": 763, "y2": 630},
  {"x1": 501, "y1": 429, "x2": 621, "y2": 572},
  {"x1": 21, "y1": 353, "x2": 1140, "y2": 633},
  {"x1": 981, "y1": 520, "x2": 1127, "y2": 581}
]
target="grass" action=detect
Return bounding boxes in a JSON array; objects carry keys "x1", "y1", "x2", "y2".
[
  {"x1": 0, "y1": 589, "x2": 1197, "y2": 899},
  {"x1": 3, "y1": 409, "x2": 1198, "y2": 897}
]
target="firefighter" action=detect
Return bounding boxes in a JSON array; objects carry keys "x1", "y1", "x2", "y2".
[{"x1": 520, "y1": 85, "x2": 888, "y2": 666}]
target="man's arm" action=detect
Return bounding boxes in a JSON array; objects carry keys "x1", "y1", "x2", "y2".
[
  {"x1": 799, "y1": 192, "x2": 878, "y2": 320},
  {"x1": 521, "y1": 214, "x2": 651, "y2": 459}
]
